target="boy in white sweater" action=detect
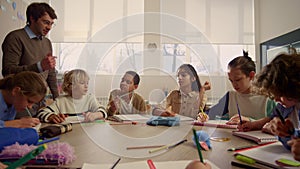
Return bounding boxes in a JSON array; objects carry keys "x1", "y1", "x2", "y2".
[{"x1": 38, "y1": 69, "x2": 107, "y2": 123}]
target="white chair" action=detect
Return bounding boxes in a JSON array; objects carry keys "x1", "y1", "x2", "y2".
[{"x1": 148, "y1": 89, "x2": 166, "y2": 105}]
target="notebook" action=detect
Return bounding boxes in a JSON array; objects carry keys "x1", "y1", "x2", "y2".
[
  {"x1": 65, "y1": 116, "x2": 85, "y2": 124},
  {"x1": 114, "y1": 114, "x2": 149, "y2": 121},
  {"x1": 82, "y1": 160, "x2": 220, "y2": 169},
  {"x1": 236, "y1": 142, "x2": 300, "y2": 169},
  {"x1": 232, "y1": 130, "x2": 278, "y2": 144},
  {"x1": 193, "y1": 120, "x2": 237, "y2": 129},
  {"x1": 109, "y1": 114, "x2": 194, "y2": 122}
]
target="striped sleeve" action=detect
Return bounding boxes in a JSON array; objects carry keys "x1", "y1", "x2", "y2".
[
  {"x1": 37, "y1": 106, "x2": 56, "y2": 123},
  {"x1": 98, "y1": 106, "x2": 108, "y2": 119}
]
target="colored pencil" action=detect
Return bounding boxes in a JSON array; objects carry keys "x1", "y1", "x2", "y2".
[
  {"x1": 192, "y1": 128, "x2": 203, "y2": 162},
  {"x1": 127, "y1": 145, "x2": 165, "y2": 150},
  {"x1": 110, "y1": 157, "x2": 121, "y2": 169}
]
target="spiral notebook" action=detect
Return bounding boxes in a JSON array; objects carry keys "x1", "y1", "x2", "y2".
[
  {"x1": 193, "y1": 120, "x2": 237, "y2": 129},
  {"x1": 232, "y1": 130, "x2": 278, "y2": 144}
]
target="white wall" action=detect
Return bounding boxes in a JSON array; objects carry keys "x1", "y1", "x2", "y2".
[
  {"x1": 256, "y1": 0, "x2": 300, "y2": 43},
  {"x1": 254, "y1": 0, "x2": 300, "y2": 70}
]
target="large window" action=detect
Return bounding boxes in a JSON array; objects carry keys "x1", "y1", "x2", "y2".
[
  {"x1": 53, "y1": 42, "x2": 255, "y2": 74},
  {"x1": 53, "y1": 42, "x2": 143, "y2": 74},
  {"x1": 50, "y1": 0, "x2": 255, "y2": 75}
]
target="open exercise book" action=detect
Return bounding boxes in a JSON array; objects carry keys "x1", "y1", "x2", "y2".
[
  {"x1": 236, "y1": 142, "x2": 300, "y2": 169},
  {"x1": 82, "y1": 160, "x2": 220, "y2": 169},
  {"x1": 193, "y1": 120, "x2": 237, "y2": 129},
  {"x1": 232, "y1": 130, "x2": 278, "y2": 144}
]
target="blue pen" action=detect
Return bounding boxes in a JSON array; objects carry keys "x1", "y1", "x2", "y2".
[
  {"x1": 36, "y1": 136, "x2": 60, "y2": 145},
  {"x1": 236, "y1": 103, "x2": 242, "y2": 125}
]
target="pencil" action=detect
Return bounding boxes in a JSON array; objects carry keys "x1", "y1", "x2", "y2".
[
  {"x1": 227, "y1": 145, "x2": 256, "y2": 151},
  {"x1": 127, "y1": 145, "x2": 165, "y2": 150},
  {"x1": 236, "y1": 103, "x2": 242, "y2": 125},
  {"x1": 25, "y1": 107, "x2": 32, "y2": 118},
  {"x1": 192, "y1": 128, "x2": 203, "y2": 162},
  {"x1": 36, "y1": 136, "x2": 60, "y2": 145},
  {"x1": 167, "y1": 139, "x2": 187, "y2": 149},
  {"x1": 148, "y1": 139, "x2": 187, "y2": 153},
  {"x1": 110, "y1": 157, "x2": 121, "y2": 169},
  {"x1": 148, "y1": 145, "x2": 169, "y2": 153},
  {"x1": 54, "y1": 102, "x2": 63, "y2": 114},
  {"x1": 109, "y1": 121, "x2": 136, "y2": 125}
]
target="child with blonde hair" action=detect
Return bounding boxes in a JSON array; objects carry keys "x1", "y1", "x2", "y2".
[
  {"x1": 0, "y1": 71, "x2": 47, "y2": 128},
  {"x1": 38, "y1": 69, "x2": 107, "y2": 123}
]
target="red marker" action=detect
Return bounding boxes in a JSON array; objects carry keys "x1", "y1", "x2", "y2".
[{"x1": 147, "y1": 159, "x2": 156, "y2": 169}]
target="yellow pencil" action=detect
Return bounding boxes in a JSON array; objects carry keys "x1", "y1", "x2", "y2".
[{"x1": 148, "y1": 145, "x2": 169, "y2": 153}]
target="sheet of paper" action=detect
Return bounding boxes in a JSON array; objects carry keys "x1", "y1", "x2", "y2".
[
  {"x1": 65, "y1": 116, "x2": 84, "y2": 124},
  {"x1": 82, "y1": 160, "x2": 220, "y2": 169},
  {"x1": 236, "y1": 142, "x2": 298, "y2": 169}
]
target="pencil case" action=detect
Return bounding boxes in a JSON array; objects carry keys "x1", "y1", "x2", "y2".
[
  {"x1": 0, "y1": 142, "x2": 76, "y2": 165},
  {"x1": 40, "y1": 123, "x2": 72, "y2": 138},
  {"x1": 0, "y1": 127, "x2": 39, "y2": 151},
  {"x1": 146, "y1": 116, "x2": 180, "y2": 126}
]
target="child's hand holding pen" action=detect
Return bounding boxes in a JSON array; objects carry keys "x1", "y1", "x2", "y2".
[
  {"x1": 17, "y1": 118, "x2": 40, "y2": 128},
  {"x1": 237, "y1": 121, "x2": 253, "y2": 132},
  {"x1": 48, "y1": 102, "x2": 67, "y2": 124},
  {"x1": 6, "y1": 107, "x2": 40, "y2": 127},
  {"x1": 48, "y1": 114, "x2": 66, "y2": 124},
  {"x1": 227, "y1": 114, "x2": 250, "y2": 125},
  {"x1": 197, "y1": 108, "x2": 209, "y2": 122}
]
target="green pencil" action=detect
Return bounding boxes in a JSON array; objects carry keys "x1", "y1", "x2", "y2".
[{"x1": 193, "y1": 128, "x2": 204, "y2": 162}]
